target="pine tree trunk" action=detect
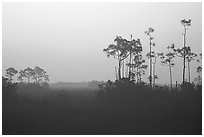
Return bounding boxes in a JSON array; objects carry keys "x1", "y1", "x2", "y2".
[
  {"x1": 129, "y1": 51, "x2": 132, "y2": 80},
  {"x1": 169, "y1": 64, "x2": 172, "y2": 91},
  {"x1": 188, "y1": 61, "x2": 190, "y2": 83},
  {"x1": 118, "y1": 60, "x2": 121, "y2": 81},
  {"x1": 149, "y1": 41, "x2": 152, "y2": 88},
  {"x1": 115, "y1": 67, "x2": 118, "y2": 80},
  {"x1": 122, "y1": 60, "x2": 124, "y2": 78},
  {"x1": 126, "y1": 59, "x2": 128, "y2": 78},
  {"x1": 183, "y1": 27, "x2": 186, "y2": 84},
  {"x1": 153, "y1": 62, "x2": 156, "y2": 88}
]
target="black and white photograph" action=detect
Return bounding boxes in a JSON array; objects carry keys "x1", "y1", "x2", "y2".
[{"x1": 2, "y1": 2, "x2": 202, "y2": 135}]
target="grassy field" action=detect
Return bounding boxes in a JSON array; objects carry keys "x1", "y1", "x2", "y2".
[{"x1": 2, "y1": 86, "x2": 202, "y2": 135}]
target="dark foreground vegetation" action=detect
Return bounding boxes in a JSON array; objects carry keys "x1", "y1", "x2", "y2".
[{"x1": 2, "y1": 78, "x2": 202, "y2": 135}]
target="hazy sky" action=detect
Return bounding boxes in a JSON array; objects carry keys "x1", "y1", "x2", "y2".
[{"x1": 2, "y1": 2, "x2": 202, "y2": 84}]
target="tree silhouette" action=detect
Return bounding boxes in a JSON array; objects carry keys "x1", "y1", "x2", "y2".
[
  {"x1": 181, "y1": 19, "x2": 191, "y2": 84},
  {"x1": 32, "y1": 66, "x2": 49, "y2": 84},
  {"x1": 23, "y1": 67, "x2": 34, "y2": 83},
  {"x1": 17, "y1": 70, "x2": 25, "y2": 82},
  {"x1": 171, "y1": 45, "x2": 194, "y2": 84},
  {"x1": 194, "y1": 53, "x2": 202, "y2": 86},
  {"x1": 145, "y1": 27, "x2": 155, "y2": 88},
  {"x1": 104, "y1": 35, "x2": 142, "y2": 82},
  {"x1": 146, "y1": 51, "x2": 157, "y2": 87},
  {"x1": 133, "y1": 54, "x2": 148, "y2": 83},
  {"x1": 127, "y1": 35, "x2": 133, "y2": 80},
  {"x1": 185, "y1": 47, "x2": 197, "y2": 82},
  {"x1": 158, "y1": 45, "x2": 176, "y2": 91},
  {"x1": 147, "y1": 51, "x2": 158, "y2": 88},
  {"x1": 126, "y1": 35, "x2": 142, "y2": 81},
  {"x1": 197, "y1": 53, "x2": 202, "y2": 72},
  {"x1": 5, "y1": 67, "x2": 18, "y2": 82},
  {"x1": 103, "y1": 36, "x2": 129, "y2": 81}
]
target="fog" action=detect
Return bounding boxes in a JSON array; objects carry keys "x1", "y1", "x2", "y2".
[{"x1": 2, "y1": 2, "x2": 202, "y2": 84}]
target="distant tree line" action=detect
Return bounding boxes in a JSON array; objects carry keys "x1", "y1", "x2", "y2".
[
  {"x1": 2, "y1": 66, "x2": 50, "y2": 99},
  {"x1": 3, "y1": 66, "x2": 49, "y2": 87}
]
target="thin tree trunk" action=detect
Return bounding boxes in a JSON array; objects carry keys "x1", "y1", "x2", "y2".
[
  {"x1": 129, "y1": 51, "x2": 132, "y2": 80},
  {"x1": 118, "y1": 60, "x2": 121, "y2": 81},
  {"x1": 176, "y1": 81, "x2": 178, "y2": 91},
  {"x1": 122, "y1": 60, "x2": 124, "y2": 78},
  {"x1": 150, "y1": 40, "x2": 152, "y2": 88},
  {"x1": 126, "y1": 59, "x2": 128, "y2": 78},
  {"x1": 139, "y1": 68, "x2": 142, "y2": 82},
  {"x1": 183, "y1": 58, "x2": 186, "y2": 84},
  {"x1": 188, "y1": 60, "x2": 190, "y2": 83},
  {"x1": 183, "y1": 27, "x2": 186, "y2": 84},
  {"x1": 169, "y1": 64, "x2": 172, "y2": 91},
  {"x1": 153, "y1": 62, "x2": 156, "y2": 88},
  {"x1": 136, "y1": 67, "x2": 139, "y2": 83},
  {"x1": 115, "y1": 67, "x2": 118, "y2": 80}
]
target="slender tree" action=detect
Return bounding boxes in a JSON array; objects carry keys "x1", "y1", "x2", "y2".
[
  {"x1": 126, "y1": 36, "x2": 142, "y2": 81},
  {"x1": 153, "y1": 60, "x2": 157, "y2": 87},
  {"x1": 171, "y1": 45, "x2": 194, "y2": 84},
  {"x1": 145, "y1": 27, "x2": 155, "y2": 88},
  {"x1": 185, "y1": 47, "x2": 197, "y2": 82},
  {"x1": 146, "y1": 51, "x2": 157, "y2": 87},
  {"x1": 158, "y1": 45, "x2": 176, "y2": 91},
  {"x1": 128, "y1": 35, "x2": 133, "y2": 80},
  {"x1": 181, "y1": 19, "x2": 191, "y2": 84},
  {"x1": 151, "y1": 52, "x2": 158, "y2": 87},
  {"x1": 133, "y1": 54, "x2": 148, "y2": 83}
]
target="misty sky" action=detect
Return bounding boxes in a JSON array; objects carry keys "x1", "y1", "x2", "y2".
[{"x1": 2, "y1": 2, "x2": 202, "y2": 84}]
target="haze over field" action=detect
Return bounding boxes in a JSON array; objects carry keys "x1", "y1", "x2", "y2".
[
  {"x1": 2, "y1": 2, "x2": 202, "y2": 84},
  {"x1": 2, "y1": 3, "x2": 202, "y2": 135}
]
